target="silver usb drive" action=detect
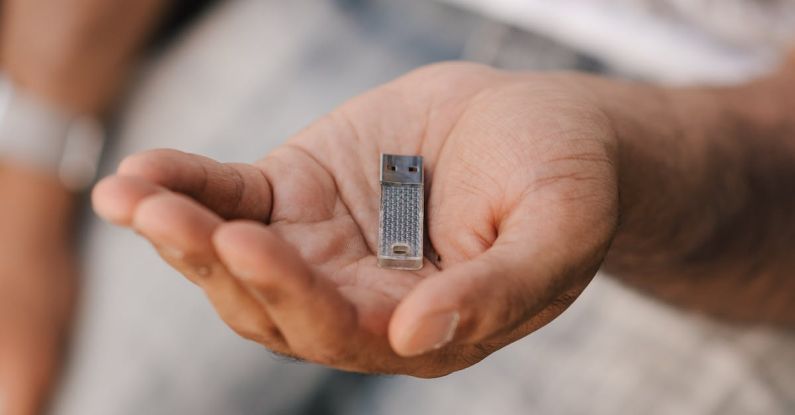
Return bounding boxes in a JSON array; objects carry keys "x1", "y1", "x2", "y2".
[{"x1": 377, "y1": 154, "x2": 424, "y2": 270}]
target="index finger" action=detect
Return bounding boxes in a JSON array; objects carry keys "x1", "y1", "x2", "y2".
[{"x1": 103, "y1": 148, "x2": 273, "y2": 222}]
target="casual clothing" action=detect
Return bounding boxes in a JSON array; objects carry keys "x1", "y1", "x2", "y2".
[{"x1": 445, "y1": 0, "x2": 795, "y2": 83}]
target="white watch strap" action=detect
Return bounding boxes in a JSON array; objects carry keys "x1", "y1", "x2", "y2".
[{"x1": 0, "y1": 75, "x2": 104, "y2": 190}]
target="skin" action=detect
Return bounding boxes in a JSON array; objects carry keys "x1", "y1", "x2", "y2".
[
  {"x1": 0, "y1": 165, "x2": 75, "y2": 415},
  {"x1": 3, "y1": 3, "x2": 794, "y2": 409},
  {"x1": 0, "y1": 1, "x2": 164, "y2": 413},
  {"x1": 93, "y1": 59, "x2": 795, "y2": 378},
  {"x1": 1, "y1": 0, "x2": 166, "y2": 114},
  {"x1": 601, "y1": 67, "x2": 795, "y2": 324}
]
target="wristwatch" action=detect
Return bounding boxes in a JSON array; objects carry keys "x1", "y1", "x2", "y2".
[{"x1": 0, "y1": 74, "x2": 104, "y2": 191}]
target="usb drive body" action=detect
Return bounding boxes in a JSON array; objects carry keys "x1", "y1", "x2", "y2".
[{"x1": 377, "y1": 154, "x2": 424, "y2": 270}]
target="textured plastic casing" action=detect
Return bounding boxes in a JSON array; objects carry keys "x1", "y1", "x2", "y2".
[{"x1": 377, "y1": 154, "x2": 424, "y2": 270}]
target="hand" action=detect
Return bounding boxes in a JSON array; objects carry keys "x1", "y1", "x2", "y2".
[
  {"x1": 92, "y1": 63, "x2": 619, "y2": 377},
  {"x1": 0, "y1": 165, "x2": 76, "y2": 415}
]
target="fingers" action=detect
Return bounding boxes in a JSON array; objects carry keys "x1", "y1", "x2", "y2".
[
  {"x1": 92, "y1": 175, "x2": 165, "y2": 225},
  {"x1": 212, "y1": 222, "x2": 360, "y2": 365},
  {"x1": 93, "y1": 150, "x2": 294, "y2": 352},
  {"x1": 131, "y1": 192, "x2": 285, "y2": 348},
  {"x1": 117, "y1": 149, "x2": 272, "y2": 221},
  {"x1": 389, "y1": 223, "x2": 602, "y2": 357}
]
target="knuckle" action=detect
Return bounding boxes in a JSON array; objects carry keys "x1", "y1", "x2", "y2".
[
  {"x1": 262, "y1": 325, "x2": 287, "y2": 345},
  {"x1": 232, "y1": 323, "x2": 287, "y2": 349},
  {"x1": 229, "y1": 325, "x2": 263, "y2": 342},
  {"x1": 185, "y1": 261, "x2": 215, "y2": 281},
  {"x1": 216, "y1": 163, "x2": 247, "y2": 217},
  {"x1": 483, "y1": 261, "x2": 535, "y2": 335},
  {"x1": 163, "y1": 251, "x2": 216, "y2": 282},
  {"x1": 225, "y1": 313, "x2": 279, "y2": 341},
  {"x1": 236, "y1": 273, "x2": 286, "y2": 305},
  {"x1": 254, "y1": 286, "x2": 284, "y2": 306},
  {"x1": 309, "y1": 343, "x2": 355, "y2": 367}
]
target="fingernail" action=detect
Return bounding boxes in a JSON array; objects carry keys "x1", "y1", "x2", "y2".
[{"x1": 403, "y1": 311, "x2": 460, "y2": 356}]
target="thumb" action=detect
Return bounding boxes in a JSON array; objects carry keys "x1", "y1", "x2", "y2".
[{"x1": 389, "y1": 227, "x2": 601, "y2": 357}]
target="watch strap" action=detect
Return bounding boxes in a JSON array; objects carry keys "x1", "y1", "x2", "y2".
[{"x1": 0, "y1": 75, "x2": 104, "y2": 190}]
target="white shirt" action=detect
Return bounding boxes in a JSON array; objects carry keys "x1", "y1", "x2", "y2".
[{"x1": 442, "y1": 0, "x2": 795, "y2": 84}]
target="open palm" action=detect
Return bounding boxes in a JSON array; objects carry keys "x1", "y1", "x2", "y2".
[{"x1": 93, "y1": 63, "x2": 618, "y2": 377}]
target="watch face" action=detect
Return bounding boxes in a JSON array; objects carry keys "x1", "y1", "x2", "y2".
[
  {"x1": 0, "y1": 79, "x2": 104, "y2": 190},
  {"x1": 0, "y1": 78, "x2": 12, "y2": 121},
  {"x1": 61, "y1": 117, "x2": 105, "y2": 190}
]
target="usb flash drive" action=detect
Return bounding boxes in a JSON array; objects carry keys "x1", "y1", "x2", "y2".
[{"x1": 377, "y1": 154, "x2": 424, "y2": 270}]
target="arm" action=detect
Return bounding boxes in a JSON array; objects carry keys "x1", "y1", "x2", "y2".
[
  {"x1": 1, "y1": 0, "x2": 167, "y2": 113},
  {"x1": 595, "y1": 58, "x2": 795, "y2": 324},
  {"x1": 0, "y1": 1, "x2": 166, "y2": 414}
]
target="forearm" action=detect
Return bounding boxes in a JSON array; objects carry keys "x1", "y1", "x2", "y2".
[
  {"x1": 593, "y1": 65, "x2": 795, "y2": 325},
  {"x1": 1, "y1": 0, "x2": 167, "y2": 114},
  {"x1": 0, "y1": 163, "x2": 75, "y2": 247}
]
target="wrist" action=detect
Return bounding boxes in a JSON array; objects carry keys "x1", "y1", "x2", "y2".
[
  {"x1": 0, "y1": 162, "x2": 76, "y2": 242},
  {"x1": 592, "y1": 71, "x2": 795, "y2": 324},
  {"x1": 587, "y1": 76, "x2": 739, "y2": 268},
  {"x1": 596, "y1": 69, "x2": 795, "y2": 275},
  {"x1": 0, "y1": 76, "x2": 105, "y2": 191}
]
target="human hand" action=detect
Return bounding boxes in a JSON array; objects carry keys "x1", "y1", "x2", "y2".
[
  {"x1": 92, "y1": 63, "x2": 619, "y2": 377},
  {"x1": 0, "y1": 165, "x2": 76, "y2": 415}
]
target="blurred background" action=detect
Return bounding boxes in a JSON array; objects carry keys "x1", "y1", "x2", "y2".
[{"x1": 1, "y1": 0, "x2": 794, "y2": 414}]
